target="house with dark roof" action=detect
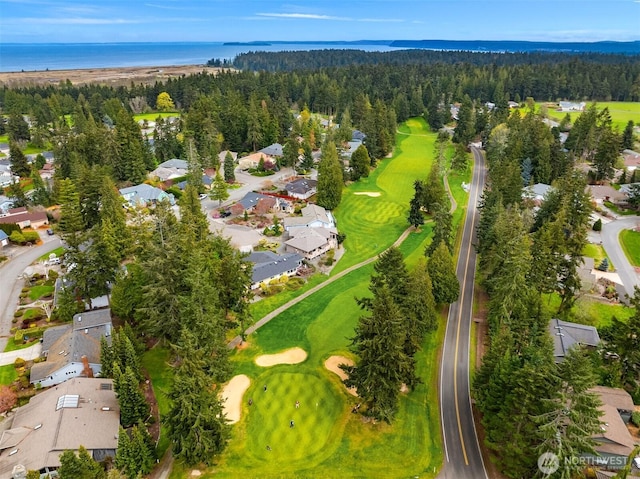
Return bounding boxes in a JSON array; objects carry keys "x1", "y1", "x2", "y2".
[
  {"x1": 30, "y1": 309, "x2": 112, "y2": 388},
  {"x1": 352, "y1": 130, "x2": 366, "y2": 142},
  {"x1": 285, "y1": 178, "x2": 317, "y2": 200},
  {"x1": 119, "y1": 184, "x2": 175, "y2": 207},
  {"x1": 0, "y1": 195, "x2": 12, "y2": 214},
  {"x1": 247, "y1": 251, "x2": 303, "y2": 289},
  {"x1": 0, "y1": 210, "x2": 48, "y2": 229},
  {"x1": 149, "y1": 158, "x2": 189, "y2": 181},
  {"x1": 549, "y1": 318, "x2": 600, "y2": 363},
  {"x1": 230, "y1": 192, "x2": 275, "y2": 216},
  {"x1": 175, "y1": 174, "x2": 213, "y2": 190},
  {"x1": 259, "y1": 143, "x2": 283, "y2": 157},
  {"x1": 0, "y1": 378, "x2": 119, "y2": 478}
]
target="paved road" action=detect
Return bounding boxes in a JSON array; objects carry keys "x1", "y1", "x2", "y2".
[
  {"x1": 601, "y1": 215, "x2": 640, "y2": 299},
  {"x1": 0, "y1": 236, "x2": 62, "y2": 351},
  {"x1": 438, "y1": 146, "x2": 488, "y2": 479}
]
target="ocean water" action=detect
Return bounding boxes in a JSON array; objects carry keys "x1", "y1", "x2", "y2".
[{"x1": 0, "y1": 42, "x2": 400, "y2": 72}]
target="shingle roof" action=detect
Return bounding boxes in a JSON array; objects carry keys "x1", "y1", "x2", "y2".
[
  {"x1": 549, "y1": 318, "x2": 600, "y2": 362},
  {"x1": 593, "y1": 404, "x2": 636, "y2": 457},
  {"x1": 119, "y1": 184, "x2": 172, "y2": 204},
  {"x1": 247, "y1": 252, "x2": 302, "y2": 284},
  {"x1": 285, "y1": 178, "x2": 317, "y2": 195},
  {"x1": 285, "y1": 228, "x2": 328, "y2": 253},
  {"x1": 0, "y1": 378, "x2": 119, "y2": 476},
  {"x1": 591, "y1": 386, "x2": 635, "y2": 413},
  {"x1": 259, "y1": 143, "x2": 283, "y2": 157},
  {"x1": 236, "y1": 192, "x2": 271, "y2": 210},
  {"x1": 158, "y1": 158, "x2": 188, "y2": 169},
  {"x1": 0, "y1": 230, "x2": 7, "y2": 242}
]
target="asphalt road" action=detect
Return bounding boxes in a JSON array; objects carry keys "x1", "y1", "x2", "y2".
[
  {"x1": 0, "y1": 236, "x2": 61, "y2": 351},
  {"x1": 438, "y1": 146, "x2": 488, "y2": 479},
  {"x1": 601, "y1": 214, "x2": 640, "y2": 299}
]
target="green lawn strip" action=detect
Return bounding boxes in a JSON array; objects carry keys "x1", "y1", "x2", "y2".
[
  {"x1": 543, "y1": 101, "x2": 640, "y2": 131},
  {"x1": 332, "y1": 118, "x2": 435, "y2": 274},
  {"x1": 133, "y1": 112, "x2": 180, "y2": 122},
  {"x1": 620, "y1": 229, "x2": 640, "y2": 267},
  {"x1": 583, "y1": 243, "x2": 613, "y2": 270},
  {"x1": 37, "y1": 246, "x2": 65, "y2": 262},
  {"x1": 141, "y1": 347, "x2": 173, "y2": 458},
  {"x1": 0, "y1": 365, "x2": 18, "y2": 385},
  {"x1": 0, "y1": 134, "x2": 8, "y2": 143},
  {"x1": 541, "y1": 293, "x2": 632, "y2": 329},
  {"x1": 28, "y1": 285, "x2": 54, "y2": 301},
  {"x1": 21, "y1": 308, "x2": 43, "y2": 320},
  {"x1": 4, "y1": 336, "x2": 41, "y2": 352},
  {"x1": 604, "y1": 201, "x2": 637, "y2": 216}
]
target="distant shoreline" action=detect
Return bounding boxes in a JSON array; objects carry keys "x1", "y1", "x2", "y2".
[{"x1": 0, "y1": 64, "x2": 223, "y2": 87}]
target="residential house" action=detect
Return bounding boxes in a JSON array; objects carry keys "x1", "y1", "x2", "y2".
[
  {"x1": 0, "y1": 230, "x2": 8, "y2": 247},
  {"x1": 148, "y1": 158, "x2": 189, "y2": 181},
  {"x1": 620, "y1": 183, "x2": 640, "y2": 199},
  {"x1": 247, "y1": 251, "x2": 303, "y2": 289},
  {"x1": 0, "y1": 378, "x2": 119, "y2": 478},
  {"x1": 42, "y1": 151, "x2": 55, "y2": 164},
  {"x1": 523, "y1": 183, "x2": 552, "y2": 205},
  {"x1": 119, "y1": 183, "x2": 175, "y2": 207},
  {"x1": 352, "y1": 130, "x2": 367, "y2": 142},
  {"x1": 54, "y1": 276, "x2": 110, "y2": 311},
  {"x1": 283, "y1": 204, "x2": 335, "y2": 232},
  {"x1": 623, "y1": 150, "x2": 640, "y2": 172},
  {"x1": 341, "y1": 140, "x2": 363, "y2": 160},
  {"x1": 30, "y1": 309, "x2": 113, "y2": 388},
  {"x1": 39, "y1": 162, "x2": 55, "y2": 180},
  {"x1": 218, "y1": 150, "x2": 238, "y2": 164},
  {"x1": 591, "y1": 386, "x2": 635, "y2": 424},
  {"x1": 0, "y1": 162, "x2": 18, "y2": 187},
  {"x1": 259, "y1": 143, "x2": 284, "y2": 157},
  {"x1": 588, "y1": 185, "x2": 626, "y2": 206},
  {"x1": 230, "y1": 192, "x2": 276, "y2": 216},
  {"x1": 175, "y1": 174, "x2": 213, "y2": 191},
  {"x1": 549, "y1": 318, "x2": 600, "y2": 363},
  {"x1": 558, "y1": 101, "x2": 586, "y2": 112},
  {"x1": 238, "y1": 152, "x2": 275, "y2": 171},
  {"x1": 508, "y1": 101, "x2": 519, "y2": 109},
  {"x1": 0, "y1": 209, "x2": 49, "y2": 229},
  {"x1": 284, "y1": 227, "x2": 338, "y2": 260},
  {"x1": 0, "y1": 195, "x2": 12, "y2": 214},
  {"x1": 285, "y1": 178, "x2": 317, "y2": 200}
]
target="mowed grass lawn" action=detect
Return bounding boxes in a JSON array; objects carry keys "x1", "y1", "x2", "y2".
[
  {"x1": 332, "y1": 117, "x2": 436, "y2": 273},
  {"x1": 133, "y1": 112, "x2": 180, "y2": 122},
  {"x1": 172, "y1": 119, "x2": 446, "y2": 478},
  {"x1": 620, "y1": 229, "x2": 640, "y2": 267},
  {"x1": 544, "y1": 101, "x2": 640, "y2": 131}
]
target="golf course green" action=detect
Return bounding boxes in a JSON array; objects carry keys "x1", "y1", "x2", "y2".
[{"x1": 169, "y1": 117, "x2": 464, "y2": 478}]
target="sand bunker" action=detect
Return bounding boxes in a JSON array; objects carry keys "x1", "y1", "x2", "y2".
[
  {"x1": 354, "y1": 192, "x2": 381, "y2": 197},
  {"x1": 324, "y1": 355, "x2": 358, "y2": 397},
  {"x1": 255, "y1": 347, "x2": 308, "y2": 367},
  {"x1": 220, "y1": 374, "x2": 250, "y2": 424}
]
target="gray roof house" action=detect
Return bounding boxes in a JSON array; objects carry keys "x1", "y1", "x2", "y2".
[
  {"x1": 352, "y1": 130, "x2": 366, "y2": 142},
  {"x1": 0, "y1": 378, "x2": 119, "y2": 477},
  {"x1": 149, "y1": 158, "x2": 189, "y2": 181},
  {"x1": 30, "y1": 309, "x2": 113, "y2": 388},
  {"x1": 247, "y1": 251, "x2": 303, "y2": 290},
  {"x1": 284, "y1": 227, "x2": 338, "y2": 260},
  {"x1": 120, "y1": 184, "x2": 175, "y2": 207},
  {"x1": 523, "y1": 183, "x2": 552, "y2": 204},
  {"x1": 285, "y1": 178, "x2": 317, "y2": 200},
  {"x1": 284, "y1": 204, "x2": 335, "y2": 231},
  {"x1": 158, "y1": 158, "x2": 188, "y2": 170},
  {"x1": 549, "y1": 318, "x2": 600, "y2": 363},
  {"x1": 259, "y1": 143, "x2": 284, "y2": 157}
]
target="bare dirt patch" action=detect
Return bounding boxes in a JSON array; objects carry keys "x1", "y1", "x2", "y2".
[
  {"x1": 254, "y1": 347, "x2": 307, "y2": 367},
  {"x1": 220, "y1": 374, "x2": 251, "y2": 424},
  {"x1": 0, "y1": 65, "x2": 224, "y2": 87},
  {"x1": 324, "y1": 355, "x2": 357, "y2": 397},
  {"x1": 353, "y1": 192, "x2": 381, "y2": 197}
]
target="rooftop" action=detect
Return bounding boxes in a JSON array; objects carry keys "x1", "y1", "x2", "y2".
[{"x1": 549, "y1": 318, "x2": 600, "y2": 362}]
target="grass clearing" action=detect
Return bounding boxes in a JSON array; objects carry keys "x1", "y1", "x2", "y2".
[
  {"x1": 28, "y1": 285, "x2": 54, "y2": 301},
  {"x1": 142, "y1": 347, "x2": 173, "y2": 457},
  {"x1": 543, "y1": 101, "x2": 640, "y2": 131},
  {"x1": 133, "y1": 112, "x2": 180, "y2": 122},
  {"x1": 620, "y1": 229, "x2": 640, "y2": 267},
  {"x1": 38, "y1": 246, "x2": 65, "y2": 262},
  {"x1": 542, "y1": 293, "x2": 632, "y2": 329},
  {"x1": 583, "y1": 243, "x2": 613, "y2": 270},
  {"x1": 0, "y1": 365, "x2": 17, "y2": 385},
  {"x1": 177, "y1": 118, "x2": 445, "y2": 478}
]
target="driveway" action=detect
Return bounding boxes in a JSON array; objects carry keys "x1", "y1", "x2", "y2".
[
  {"x1": 0, "y1": 343, "x2": 42, "y2": 366},
  {"x1": 601, "y1": 215, "x2": 640, "y2": 299},
  {"x1": 0, "y1": 236, "x2": 62, "y2": 352}
]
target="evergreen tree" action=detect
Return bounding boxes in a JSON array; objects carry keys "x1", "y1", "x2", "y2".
[
  {"x1": 166, "y1": 330, "x2": 230, "y2": 465},
  {"x1": 452, "y1": 95, "x2": 475, "y2": 146},
  {"x1": 223, "y1": 151, "x2": 236, "y2": 182},
  {"x1": 593, "y1": 126, "x2": 620, "y2": 182},
  {"x1": 350, "y1": 144, "x2": 371, "y2": 181},
  {"x1": 426, "y1": 204, "x2": 453, "y2": 255},
  {"x1": 114, "y1": 109, "x2": 146, "y2": 183},
  {"x1": 57, "y1": 178, "x2": 85, "y2": 248},
  {"x1": 622, "y1": 120, "x2": 635, "y2": 151},
  {"x1": 30, "y1": 167, "x2": 51, "y2": 206},
  {"x1": 9, "y1": 141, "x2": 30, "y2": 178},
  {"x1": 114, "y1": 364, "x2": 148, "y2": 428},
  {"x1": 422, "y1": 162, "x2": 446, "y2": 213},
  {"x1": 451, "y1": 142, "x2": 469, "y2": 171},
  {"x1": 407, "y1": 196, "x2": 424, "y2": 229},
  {"x1": 180, "y1": 184, "x2": 209, "y2": 242},
  {"x1": 7, "y1": 112, "x2": 30, "y2": 142},
  {"x1": 209, "y1": 171, "x2": 230, "y2": 205},
  {"x1": 316, "y1": 141, "x2": 343, "y2": 210},
  {"x1": 6, "y1": 179, "x2": 28, "y2": 208},
  {"x1": 343, "y1": 283, "x2": 413, "y2": 423},
  {"x1": 427, "y1": 242, "x2": 460, "y2": 304},
  {"x1": 58, "y1": 446, "x2": 106, "y2": 479}
]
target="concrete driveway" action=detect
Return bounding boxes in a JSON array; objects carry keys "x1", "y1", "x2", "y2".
[{"x1": 0, "y1": 236, "x2": 62, "y2": 352}]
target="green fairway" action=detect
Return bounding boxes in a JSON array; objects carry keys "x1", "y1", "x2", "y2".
[
  {"x1": 544, "y1": 101, "x2": 640, "y2": 131},
  {"x1": 620, "y1": 229, "x2": 640, "y2": 267},
  {"x1": 133, "y1": 112, "x2": 180, "y2": 122},
  {"x1": 170, "y1": 118, "x2": 447, "y2": 478},
  {"x1": 332, "y1": 117, "x2": 436, "y2": 273}
]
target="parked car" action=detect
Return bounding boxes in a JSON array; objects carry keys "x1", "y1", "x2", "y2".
[
  {"x1": 199, "y1": 193, "x2": 208, "y2": 200},
  {"x1": 46, "y1": 229, "x2": 54, "y2": 236}
]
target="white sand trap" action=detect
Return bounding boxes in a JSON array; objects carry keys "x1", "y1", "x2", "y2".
[
  {"x1": 325, "y1": 355, "x2": 358, "y2": 397},
  {"x1": 220, "y1": 374, "x2": 250, "y2": 424},
  {"x1": 255, "y1": 347, "x2": 307, "y2": 367},
  {"x1": 354, "y1": 191, "x2": 381, "y2": 197}
]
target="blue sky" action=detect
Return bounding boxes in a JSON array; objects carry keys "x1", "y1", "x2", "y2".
[{"x1": 1, "y1": 0, "x2": 638, "y2": 44}]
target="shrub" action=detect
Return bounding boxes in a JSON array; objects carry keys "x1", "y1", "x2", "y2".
[
  {"x1": 22, "y1": 231, "x2": 40, "y2": 243},
  {"x1": 593, "y1": 219, "x2": 602, "y2": 231},
  {"x1": 14, "y1": 358, "x2": 26, "y2": 369},
  {"x1": 9, "y1": 231, "x2": 26, "y2": 244},
  {"x1": 14, "y1": 309, "x2": 24, "y2": 317},
  {"x1": 632, "y1": 411, "x2": 640, "y2": 427},
  {"x1": 0, "y1": 386, "x2": 17, "y2": 413}
]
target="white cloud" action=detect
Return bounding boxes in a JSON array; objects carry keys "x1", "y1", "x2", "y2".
[{"x1": 256, "y1": 12, "x2": 350, "y2": 20}]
